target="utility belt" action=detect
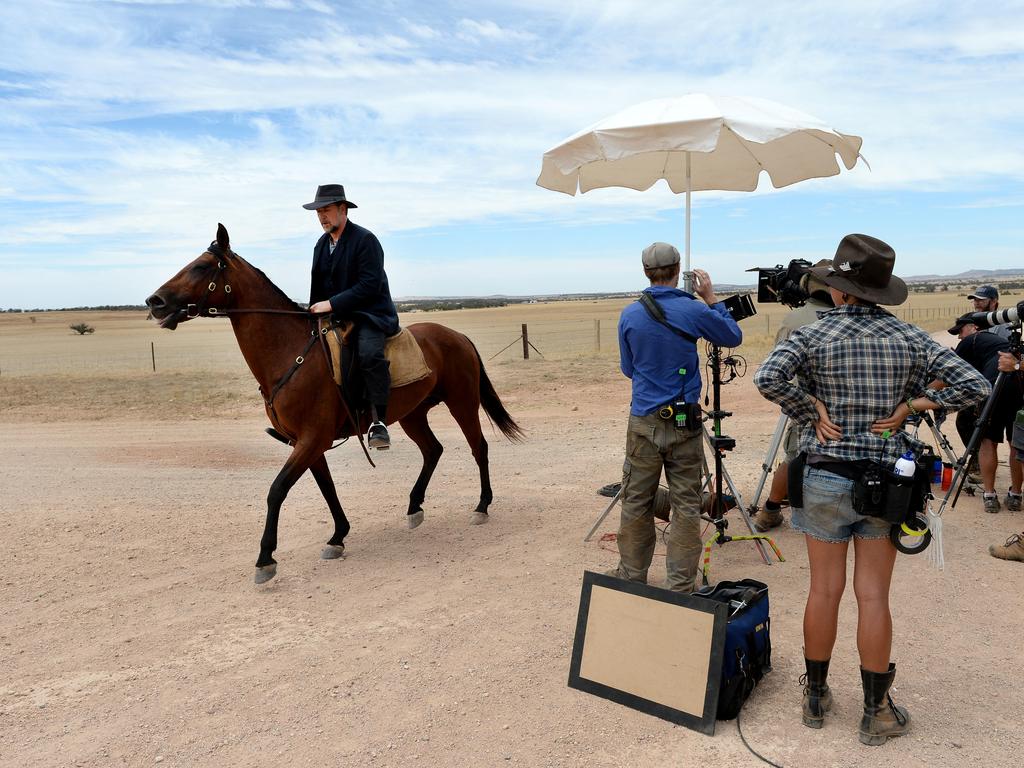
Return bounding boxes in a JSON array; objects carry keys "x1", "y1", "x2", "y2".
[
  {"x1": 793, "y1": 449, "x2": 937, "y2": 555},
  {"x1": 656, "y1": 400, "x2": 702, "y2": 431}
]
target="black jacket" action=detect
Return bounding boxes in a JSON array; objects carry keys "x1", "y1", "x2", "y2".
[
  {"x1": 310, "y1": 220, "x2": 399, "y2": 334},
  {"x1": 955, "y1": 331, "x2": 1008, "y2": 384}
]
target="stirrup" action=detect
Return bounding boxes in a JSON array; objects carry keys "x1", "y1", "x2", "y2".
[
  {"x1": 368, "y1": 421, "x2": 390, "y2": 450},
  {"x1": 265, "y1": 427, "x2": 293, "y2": 445}
]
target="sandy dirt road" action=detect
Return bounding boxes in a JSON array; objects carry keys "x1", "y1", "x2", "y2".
[{"x1": 1, "y1": 356, "x2": 1021, "y2": 768}]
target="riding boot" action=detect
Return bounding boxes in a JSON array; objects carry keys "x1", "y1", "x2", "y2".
[
  {"x1": 368, "y1": 403, "x2": 391, "y2": 450},
  {"x1": 859, "y1": 663, "x2": 912, "y2": 746},
  {"x1": 800, "y1": 658, "x2": 833, "y2": 728}
]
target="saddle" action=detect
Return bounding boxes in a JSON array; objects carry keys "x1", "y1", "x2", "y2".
[{"x1": 319, "y1": 319, "x2": 431, "y2": 390}]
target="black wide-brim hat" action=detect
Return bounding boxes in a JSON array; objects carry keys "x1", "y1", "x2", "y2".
[
  {"x1": 302, "y1": 184, "x2": 358, "y2": 210},
  {"x1": 809, "y1": 234, "x2": 908, "y2": 306}
]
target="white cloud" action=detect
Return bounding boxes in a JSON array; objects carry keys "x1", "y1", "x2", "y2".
[
  {"x1": 456, "y1": 18, "x2": 536, "y2": 43},
  {"x1": 1, "y1": 1, "x2": 1024, "y2": 307}
]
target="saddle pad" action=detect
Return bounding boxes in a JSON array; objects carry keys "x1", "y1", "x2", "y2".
[
  {"x1": 323, "y1": 323, "x2": 431, "y2": 389},
  {"x1": 385, "y1": 327, "x2": 432, "y2": 387}
]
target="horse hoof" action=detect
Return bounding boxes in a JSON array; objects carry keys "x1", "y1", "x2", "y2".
[
  {"x1": 470, "y1": 512, "x2": 489, "y2": 525},
  {"x1": 320, "y1": 544, "x2": 346, "y2": 560},
  {"x1": 254, "y1": 564, "x2": 277, "y2": 584},
  {"x1": 407, "y1": 511, "x2": 424, "y2": 530}
]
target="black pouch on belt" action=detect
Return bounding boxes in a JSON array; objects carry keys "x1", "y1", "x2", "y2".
[
  {"x1": 787, "y1": 451, "x2": 807, "y2": 509},
  {"x1": 851, "y1": 461, "x2": 915, "y2": 524},
  {"x1": 658, "y1": 400, "x2": 702, "y2": 431}
]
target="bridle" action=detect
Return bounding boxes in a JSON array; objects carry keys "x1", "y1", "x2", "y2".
[
  {"x1": 170, "y1": 246, "x2": 374, "y2": 464},
  {"x1": 180, "y1": 247, "x2": 311, "y2": 321}
]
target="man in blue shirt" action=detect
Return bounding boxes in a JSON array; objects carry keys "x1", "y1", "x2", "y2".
[{"x1": 607, "y1": 242, "x2": 742, "y2": 592}]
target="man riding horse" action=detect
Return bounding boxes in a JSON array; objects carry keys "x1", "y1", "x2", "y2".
[{"x1": 304, "y1": 184, "x2": 398, "y2": 450}]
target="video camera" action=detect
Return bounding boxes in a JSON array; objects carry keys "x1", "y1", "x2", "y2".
[
  {"x1": 747, "y1": 259, "x2": 814, "y2": 308},
  {"x1": 969, "y1": 300, "x2": 1024, "y2": 330}
]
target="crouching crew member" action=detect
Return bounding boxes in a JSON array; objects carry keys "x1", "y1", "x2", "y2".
[
  {"x1": 304, "y1": 184, "x2": 399, "y2": 450},
  {"x1": 605, "y1": 242, "x2": 742, "y2": 593},
  {"x1": 754, "y1": 235, "x2": 989, "y2": 745}
]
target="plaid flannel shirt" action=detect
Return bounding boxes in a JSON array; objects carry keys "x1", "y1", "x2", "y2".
[{"x1": 754, "y1": 304, "x2": 991, "y2": 464}]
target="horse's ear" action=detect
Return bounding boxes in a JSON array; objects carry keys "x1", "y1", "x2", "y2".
[{"x1": 216, "y1": 223, "x2": 230, "y2": 255}]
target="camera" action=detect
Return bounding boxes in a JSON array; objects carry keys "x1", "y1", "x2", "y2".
[
  {"x1": 748, "y1": 259, "x2": 814, "y2": 308},
  {"x1": 969, "y1": 300, "x2": 1024, "y2": 330}
]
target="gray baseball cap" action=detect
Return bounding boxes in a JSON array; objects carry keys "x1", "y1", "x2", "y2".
[{"x1": 642, "y1": 242, "x2": 681, "y2": 269}]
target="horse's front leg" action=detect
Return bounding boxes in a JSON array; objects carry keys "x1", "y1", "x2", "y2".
[
  {"x1": 256, "y1": 443, "x2": 321, "y2": 584},
  {"x1": 309, "y1": 453, "x2": 350, "y2": 560}
]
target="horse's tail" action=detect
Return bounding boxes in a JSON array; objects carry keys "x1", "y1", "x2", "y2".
[{"x1": 473, "y1": 345, "x2": 525, "y2": 443}]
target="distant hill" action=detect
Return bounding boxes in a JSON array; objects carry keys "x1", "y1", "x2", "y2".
[
  {"x1": 7, "y1": 269, "x2": 1024, "y2": 311},
  {"x1": 903, "y1": 268, "x2": 1024, "y2": 282}
]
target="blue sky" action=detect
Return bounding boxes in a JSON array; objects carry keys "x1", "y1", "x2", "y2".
[{"x1": 1, "y1": 0, "x2": 1023, "y2": 308}]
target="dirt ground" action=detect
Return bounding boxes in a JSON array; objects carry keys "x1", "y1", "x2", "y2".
[{"x1": 2, "y1": 321, "x2": 1022, "y2": 767}]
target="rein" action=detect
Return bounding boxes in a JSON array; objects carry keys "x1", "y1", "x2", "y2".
[
  {"x1": 178, "y1": 249, "x2": 376, "y2": 465},
  {"x1": 176, "y1": 252, "x2": 314, "y2": 321}
]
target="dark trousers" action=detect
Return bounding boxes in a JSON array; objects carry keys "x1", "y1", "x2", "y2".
[{"x1": 356, "y1": 324, "x2": 391, "y2": 406}]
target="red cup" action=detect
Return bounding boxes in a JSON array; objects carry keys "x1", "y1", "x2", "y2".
[{"x1": 941, "y1": 462, "x2": 953, "y2": 491}]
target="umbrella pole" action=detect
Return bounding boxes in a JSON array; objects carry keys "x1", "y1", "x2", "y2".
[{"x1": 684, "y1": 151, "x2": 692, "y2": 292}]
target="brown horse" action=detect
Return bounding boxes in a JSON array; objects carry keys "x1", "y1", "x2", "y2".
[{"x1": 146, "y1": 225, "x2": 523, "y2": 583}]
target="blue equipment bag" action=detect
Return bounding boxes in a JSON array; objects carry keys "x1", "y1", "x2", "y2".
[{"x1": 694, "y1": 578, "x2": 771, "y2": 720}]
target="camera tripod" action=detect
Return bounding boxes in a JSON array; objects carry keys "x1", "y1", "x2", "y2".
[{"x1": 699, "y1": 343, "x2": 783, "y2": 584}]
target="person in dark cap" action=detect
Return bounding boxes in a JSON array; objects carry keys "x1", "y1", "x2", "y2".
[
  {"x1": 604, "y1": 242, "x2": 741, "y2": 594},
  {"x1": 968, "y1": 285, "x2": 1010, "y2": 341},
  {"x1": 304, "y1": 184, "x2": 399, "y2": 450},
  {"x1": 755, "y1": 234, "x2": 989, "y2": 745}
]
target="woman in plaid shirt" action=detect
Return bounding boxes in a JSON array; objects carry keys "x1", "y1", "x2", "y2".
[{"x1": 754, "y1": 235, "x2": 989, "y2": 745}]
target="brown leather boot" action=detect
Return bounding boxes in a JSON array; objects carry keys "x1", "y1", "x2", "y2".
[
  {"x1": 753, "y1": 505, "x2": 784, "y2": 532},
  {"x1": 800, "y1": 658, "x2": 832, "y2": 728},
  {"x1": 859, "y1": 664, "x2": 912, "y2": 745}
]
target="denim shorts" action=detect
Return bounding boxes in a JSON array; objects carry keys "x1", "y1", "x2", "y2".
[{"x1": 791, "y1": 467, "x2": 892, "y2": 543}]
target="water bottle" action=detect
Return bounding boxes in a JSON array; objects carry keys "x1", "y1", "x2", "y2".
[{"x1": 894, "y1": 451, "x2": 916, "y2": 478}]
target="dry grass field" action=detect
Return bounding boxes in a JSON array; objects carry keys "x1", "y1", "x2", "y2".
[{"x1": 1, "y1": 294, "x2": 1021, "y2": 767}]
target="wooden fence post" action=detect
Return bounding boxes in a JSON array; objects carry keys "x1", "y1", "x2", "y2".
[
  {"x1": 151, "y1": 341, "x2": 156, "y2": 372},
  {"x1": 594, "y1": 319, "x2": 601, "y2": 351},
  {"x1": 522, "y1": 324, "x2": 529, "y2": 360}
]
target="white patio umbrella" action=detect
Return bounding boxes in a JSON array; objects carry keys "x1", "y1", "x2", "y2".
[{"x1": 536, "y1": 94, "x2": 866, "y2": 277}]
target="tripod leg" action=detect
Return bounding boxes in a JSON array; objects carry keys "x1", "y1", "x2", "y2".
[
  {"x1": 698, "y1": 452, "x2": 713, "y2": 494},
  {"x1": 702, "y1": 425, "x2": 772, "y2": 565},
  {"x1": 748, "y1": 413, "x2": 788, "y2": 512},
  {"x1": 924, "y1": 412, "x2": 962, "y2": 466},
  {"x1": 717, "y1": 453, "x2": 772, "y2": 564},
  {"x1": 584, "y1": 488, "x2": 621, "y2": 542},
  {"x1": 938, "y1": 370, "x2": 1010, "y2": 513}
]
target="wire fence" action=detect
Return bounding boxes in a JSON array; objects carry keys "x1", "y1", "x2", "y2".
[{"x1": 0, "y1": 299, "x2": 980, "y2": 378}]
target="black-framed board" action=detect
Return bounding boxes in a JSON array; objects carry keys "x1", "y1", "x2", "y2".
[{"x1": 567, "y1": 570, "x2": 729, "y2": 735}]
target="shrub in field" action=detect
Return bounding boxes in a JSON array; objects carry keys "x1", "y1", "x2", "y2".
[{"x1": 70, "y1": 323, "x2": 95, "y2": 335}]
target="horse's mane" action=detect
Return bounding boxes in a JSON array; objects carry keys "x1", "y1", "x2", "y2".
[{"x1": 235, "y1": 253, "x2": 304, "y2": 311}]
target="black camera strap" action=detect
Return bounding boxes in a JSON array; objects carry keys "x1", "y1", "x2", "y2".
[{"x1": 637, "y1": 292, "x2": 699, "y2": 345}]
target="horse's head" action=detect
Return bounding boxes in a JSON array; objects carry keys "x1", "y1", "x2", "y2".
[{"x1": 146, "y1": 223, "x2": 238, "y2": 330}]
